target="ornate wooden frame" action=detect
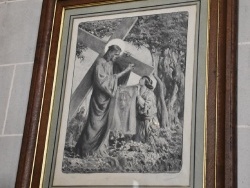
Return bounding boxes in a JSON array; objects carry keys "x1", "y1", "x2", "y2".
[{"x1": 15, "y1": 0, "x2": 238, "y2": 187}]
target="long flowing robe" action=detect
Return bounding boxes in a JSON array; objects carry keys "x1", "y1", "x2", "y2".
[
  {"x1": 75, "y1": 58, "x2": 119, "y2": 157},
  {"x1": 135, "y1": 88, "x2": 159, "y2": 143}
]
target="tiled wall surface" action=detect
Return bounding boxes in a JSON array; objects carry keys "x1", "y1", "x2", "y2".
[
  {"x1": 0, "y1": 0, "x2": 249, "y2": 187},
  {"x1": 238, "y1": 0, "x2": 250, "y2": 187},
  {"x1": 0, "y1": 0, "x2": 42, "y2": 187}
]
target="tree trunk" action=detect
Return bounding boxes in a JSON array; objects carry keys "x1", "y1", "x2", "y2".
[
  {"x1": 149, "y1": 50, "x2": 168, "y2": 129},
  {"x1": 153, "y1": 73, "x2": 168, "y2": 129}
]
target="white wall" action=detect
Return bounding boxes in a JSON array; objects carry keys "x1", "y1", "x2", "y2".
[
  {"x1": 0, "y1": 0, "x2": 42, "y2": 187},
  {"x1": 0, "y1": 0, "x2": 248, "y2": 187},
  {"x1": 237, "y1": 0, "x2": 250, "y2": 187}
]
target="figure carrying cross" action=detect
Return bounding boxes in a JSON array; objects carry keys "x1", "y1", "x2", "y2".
[{"x1": 74, "y1": 43, "x2": 134, "y2": 157}]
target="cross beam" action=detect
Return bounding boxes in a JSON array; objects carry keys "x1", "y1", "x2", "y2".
[
  {"x1": 116, "y1": 54, "x2": 154, "y2": 77},
  {"x1": 77, "y1": 29, "x2": 106, "y2": 54}
]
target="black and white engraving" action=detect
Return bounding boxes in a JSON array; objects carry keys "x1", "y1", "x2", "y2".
[{"x1": 62, "y1": 11, "x2": 188, "y2": 174}]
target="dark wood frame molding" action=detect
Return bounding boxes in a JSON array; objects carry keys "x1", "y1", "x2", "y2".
[{"x1": 15, "y1": 0, "x2": 238, "y2": 187}]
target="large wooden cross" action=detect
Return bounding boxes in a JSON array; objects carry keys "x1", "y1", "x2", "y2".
[{"x1": 69, "y1": 17, "x2": 154, "y2": 118}]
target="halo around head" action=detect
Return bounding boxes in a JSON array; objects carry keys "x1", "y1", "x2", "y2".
[{"x1": 104, "y1": 39, "x2": 125, "y2": 55}]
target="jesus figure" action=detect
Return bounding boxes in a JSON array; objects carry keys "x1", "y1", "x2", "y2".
[{"x1": 74, "y1": 44, "x2": 134, "y2": 157}]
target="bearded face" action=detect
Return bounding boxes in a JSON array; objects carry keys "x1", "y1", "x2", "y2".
[{"x1": 109, "y1": 50, "x2": 121, "y2": 62}]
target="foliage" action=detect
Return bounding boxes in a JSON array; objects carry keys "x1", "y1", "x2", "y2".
[
  {"x1": 77, "y1": 12, "x2": 188, "y2": 53},
  {"x1": 79, "y1": 18, "x2": 123, "y2": 39},
  {"x1": 125, "y1": 12, "x2": 188, "y2": 53},
  {"x1": 75, "y1": 42, "x2": 87, "y2": 60},
  {"x1": 65, "y1": 107, "x2": 87, "y2": 147},
  {"x1": 63, "y1": 126, "x2": 182, "y2": 173}
]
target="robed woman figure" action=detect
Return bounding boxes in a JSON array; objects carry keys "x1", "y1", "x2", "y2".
[{"x1": 135, "y1": 76, "x2": 159, "y2": 143}]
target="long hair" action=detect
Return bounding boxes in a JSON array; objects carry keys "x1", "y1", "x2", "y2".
[
  {"x1": 104, "y1": 45, "x2": 121, "y2": 61},
  {"x1": 142, "y1": 76, "x2": 154, "y2": 90}
]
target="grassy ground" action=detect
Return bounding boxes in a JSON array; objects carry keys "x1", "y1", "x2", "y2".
[{"x1": 62, "y1": 125, "x2": 183, "y2": 174}]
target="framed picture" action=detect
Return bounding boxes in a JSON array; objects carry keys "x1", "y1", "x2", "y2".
[{"x1": 16, "y1": 0, "x2": 238, "y2": 187}]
